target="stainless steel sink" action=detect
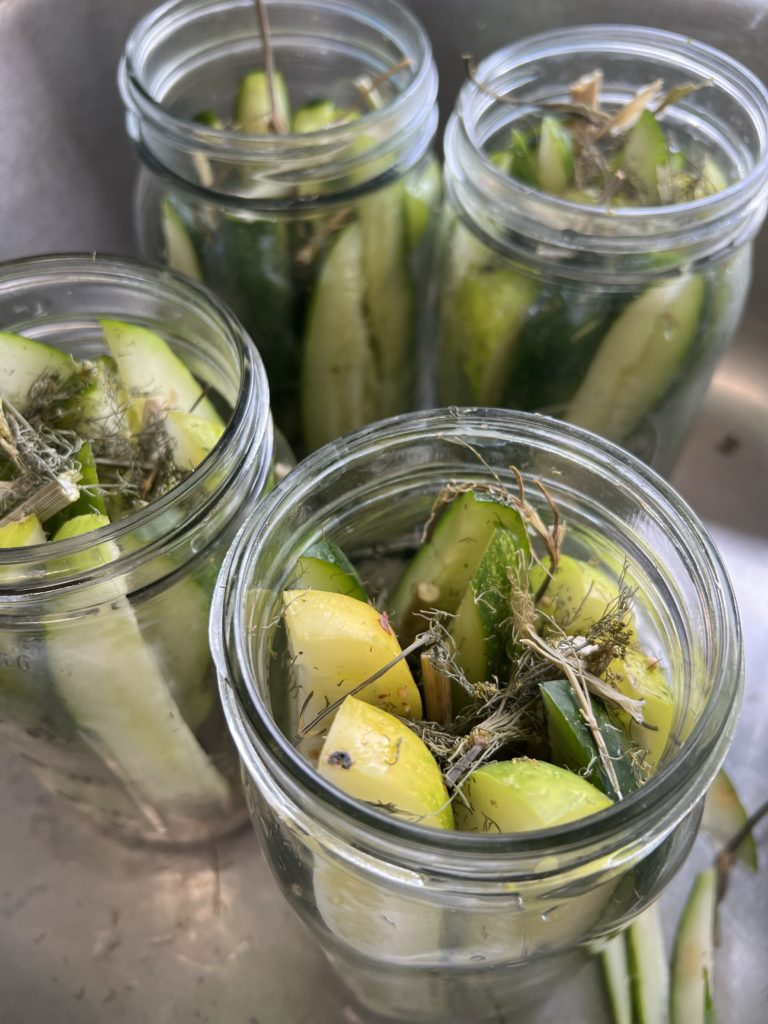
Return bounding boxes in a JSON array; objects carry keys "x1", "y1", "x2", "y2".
[{"x1": 1, "y1": 2, "x2": 766, "y2": 1021}]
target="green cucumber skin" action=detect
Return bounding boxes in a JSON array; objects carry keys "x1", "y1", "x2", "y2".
[
  {"x1": 388, "y1": 490, "x2": 530, "y2": 643},
  {"x1": 289, "y1": 540, "x2": 368, "y2": 602},
  {"x1": 450, "y1": 526, "x2": 529, "y2": 685},
  {"x1": 300, "y1": 222, "x2": 377, "y2": 452},
  {"x1": 601, "y1": 932, "x2": 633, "y2": 1024},
  {"x1": 670, "y1": 869, "x2": 717, "y2": 1024},
  {"x1": 628, "y1": 902, "x2": 669, "y2": 1024},
  {"x1": 540, "y1": 679, "x2": 639, "y2": 800},
  {"x1": 503, "y1": 288, "x2": 629, "y2": 414}
]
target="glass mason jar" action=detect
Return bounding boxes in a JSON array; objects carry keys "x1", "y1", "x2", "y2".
[
  {"x1": 0, "y1": 254, "x2": 273, "y2": 845},
  {"x1": 211, "y1": 408, "x2": 742, "y2": 1022},
  {"x1": 434, "y1": 26, "x2": 768, "y2": 475},
  {"x1": 119, "y1": 0, "x2": 439, "y2": 458}
]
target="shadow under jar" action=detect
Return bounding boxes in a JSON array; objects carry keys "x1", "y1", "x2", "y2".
[
  {"x1": 211, "y1": 408, "x2": 742, "y2": 1023},
  {"x1": 0, "y1": 254, "x2": 273, "y2": 845},
  {"x1": 119, "y1": 0, "x2": 439, "y2": 458},
  {"x1": 435, "y1": 26, "x2": 768, "y2": 475}
]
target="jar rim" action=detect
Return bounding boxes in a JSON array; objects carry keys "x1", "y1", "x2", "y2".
[
  {"x1": 446, "y1": 23, "x2": 768, "y2": 266},
  {"x1": 119, "y1": 0, "x2": 437, "y2": 163},
  {"x1": 213, "y1": 409, "x2": 743, "y2": 874},
  {"x1": 0, "y1": 251, "x2": 271, "y2": 589}
]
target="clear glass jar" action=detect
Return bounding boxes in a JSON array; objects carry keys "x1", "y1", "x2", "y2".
[
  {"x1": 211, "y1": 408, "x2": 742, "y2": 1022},
  {"x1": 435, "y1": 26, "x2": 768, "y2": 475},
  {"x1": 0, "y1": 254, "x2": 273, "y2": 845},
  {"x1": 119, "y1": 0, "x2": 439, "y2": 458}
]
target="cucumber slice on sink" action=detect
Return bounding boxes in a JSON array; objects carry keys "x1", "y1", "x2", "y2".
[
  {"x1": 540, "y1": 679, "x2": 639, "y2": 799},
  {"x1": 101, "y1": 318, "x2": 223, "y2": 431},
  {"x1": 670, "y1": 869, "x2": 717, "y2": 1024},
  {"x1": 47, "y1": 513, "x2": 230, "y2": 810},
  {"x1": 388, "y1": 490, "x2": 530, "y2": 643},
  {"x1": 288, "y1": 540, "x2": 368, "y2": 601},
  {"x1": 565, "y1": 274, "x2": 706, "y2": 443},
  {"x1": 301, "y1": 222, "x2": 377, "y2": 451},
  {"x1": 0, "y1": 331, "x2": 76, "y2": 413},
  {"x1": 627, "y1": 901, "x2": 669, "y2": 1024},
  {"x1": 702, "y1": 767, "x2": 758, "y2": 870}
]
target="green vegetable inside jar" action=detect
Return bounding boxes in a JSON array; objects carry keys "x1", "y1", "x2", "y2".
[
  {"x1": 212, "y1": 408, "x2": 742, "y2": 1023},
  {"x1": 119, "y1": 0, "x2": 440, "y2": 457},
  {"x1": 0, "y1": 254, "x2": 273, "y2": 845},
  {"x1": 435, "y1": 26, "x2": 768, "y2": 474}
]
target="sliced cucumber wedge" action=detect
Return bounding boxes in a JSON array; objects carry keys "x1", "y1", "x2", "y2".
[
  {"x1": 403, "y1": 155, "x2": 441, "y2": 250},
  {"x1": 540, "y1": 679, "x2": 639, "y2": 799},
  {"x1": 601, "y1": 931, "x2": 633, "y2": 1024},
  {"x1": 537, "y1": 116, "x2": 574, "y2": 195},
  {"x1": 628, "y1": 901, "x2": 669, "y2": 1024},
  {"x1": 565, "y1": 274, "x2": 706, "y2": 443},
  {"x1": 48, "y1": 513, "x2": 230, "y2": 809},
  {"x1": 618, "y1": 110, "x2": 669, "y2": 206},
  {"x1": 453, "y1": 268, "x2": 539, "y2": 406},
  {"x1": 702, "y1": 767, "x2": 758, "y2": 870},
  {"x1": 606, "y1": 647, "x2": 675, "y2": 768},
  {"x1": 0, "y1": 514, "x2": 46, "y2": 548},
  {"x1": 456, "y1": 758, "x2": 613, "y2": 832},
  {"x1": 450, "y1": 526, "x2": 529, "y2": 685},
  {"x1": 161, "y1": 199, "x2": 203, "y2": 282},
  {"x1": 388, "y1": 490, "x2": 530, "y2": 644},
  {"x1": 282, "y1": 588, "x2": 422, "y2": 760},
  {"x1": 318, "y1": 696, "x2": 453, "y2": 829},
  {"x1": 235, "y1": 70, "x2": 290, "y2": 133},
  {"x1": 0, "y1": 331, "x2": 76, "y2": 414},
  {"x1": 509, "y1": 128, "x2": 539, "y2": 187},
  {"x1": 670, "y1": 869, "x2": 717, "y2": 1024},
  {"x1": 101, "y1": 318, "x2": 222, "y2": 431},
  {"x1": 288, "y1": 540, "x2": 368, "y2": 601},
  {"x1": 164, "y1": 409, "x2": 224, "y2": 472},
  {"x1": 300, "y1": 222, "x2": 377, "y2": 451},
  {"x1": 358, "y1": 179, "x2": 413, "y2": 419},
  {"x1": 531, "y1": 554, "x2": 637, "y2": 641}
]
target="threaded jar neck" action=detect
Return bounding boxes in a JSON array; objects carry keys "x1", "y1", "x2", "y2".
[
  {"x1": 444, "y1": 25, "x2": 768, "y2": 284},
  {"x1": 119, "y1": 0, "x2": 438, "y2": 204}
]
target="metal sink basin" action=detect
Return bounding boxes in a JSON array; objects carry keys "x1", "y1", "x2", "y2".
[{"x1": 1, "y1": 2, "x2": 766, "y2": 1021}]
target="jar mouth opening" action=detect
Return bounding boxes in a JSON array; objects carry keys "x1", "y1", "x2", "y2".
[
  {"x1": 214, "y1": 409, "x2": 743, "y2": 865},
  {"x1": 120, "y1": 0, "x2": 437, "y2": 164},
  {"x1": 0, "y1": 252, "x2": 271, "y2": 589},
  {"x1": 448, "y1": 24, "x2": 768, "y2": 259}
]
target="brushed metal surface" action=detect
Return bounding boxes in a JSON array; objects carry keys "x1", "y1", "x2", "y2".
[{"x1": 0, "y1": 2, "x2": 766, "y2": 1022}]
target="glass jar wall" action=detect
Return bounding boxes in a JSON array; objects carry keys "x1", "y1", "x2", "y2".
[
  {"x1": 435, "y1": 26, "x2": 768, "y2": 474},
  {"x1": 119, "y1": 0, "x2": 440, "y2": 457},
  {"x1": 212, "y1": 408, "x2": 742, "y2": 1022},
  {"x1": 0, "y1": 254, "x2": 273, "y2": 845}
]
